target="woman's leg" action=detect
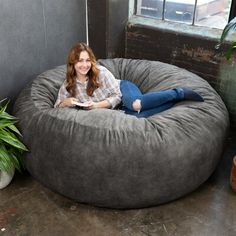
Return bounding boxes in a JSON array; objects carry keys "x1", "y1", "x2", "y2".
[
  {"x1": 120, "y1": 80, "x2": 204, "y2": 115},
  {"x1": 120, "y1": 80, "x2": 180, "y2": 112},
  {"x1": 122, "y1": 102, "x2": 175, "y2": 118},
  {"x1": 139, "y1": 90, "x2": 180, "y2": 111},
  {"x1": 120, "y1": 80, "x2": 142, "y2": 110},
  {"x1": 139, "y1": 87, "x2": 203, "y2": 111}
]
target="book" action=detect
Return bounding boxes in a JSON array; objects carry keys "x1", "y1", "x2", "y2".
[{"x1": 73, "y1": 101, "x2": 90, "y2": 107}]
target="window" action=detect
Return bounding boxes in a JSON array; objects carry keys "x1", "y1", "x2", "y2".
[{"x1": 135, "y1": 0, "x2": 233, "y2": 29}]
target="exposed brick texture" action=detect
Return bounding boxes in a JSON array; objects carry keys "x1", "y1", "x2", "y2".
[{"x1": 125, "y1": 23, "x2": 227, "y2": 89}]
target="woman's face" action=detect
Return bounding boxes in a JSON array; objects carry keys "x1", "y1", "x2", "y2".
[{"x1": 74, "y1": 50, "x2": 91, "y2": 77}]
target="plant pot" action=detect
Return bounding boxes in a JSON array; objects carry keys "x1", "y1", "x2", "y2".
[
  {"x1": 218, "y1": 63, "x2": 236, "y2": 129},
  {"x1": 0, "y1": 168, "x2": 15, "y2": 189}
]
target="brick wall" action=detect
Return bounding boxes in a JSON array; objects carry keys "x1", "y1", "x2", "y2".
[{"x1": 125, "y1": 22, "x2": 226, "y2": 89}]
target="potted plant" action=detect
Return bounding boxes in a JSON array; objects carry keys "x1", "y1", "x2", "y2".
[
  {"x1": 216, "y1": 16, "x2": 236, "y2": 128},
  {"x1": 216, "y1": 17, "x2": 236, "y2": 192},
  {"x1": 0, "y1": 98, "x2": 28, "y2": 189},
  {"x1": 216, "y1": 16, "x2": 236, "y2": 60}
]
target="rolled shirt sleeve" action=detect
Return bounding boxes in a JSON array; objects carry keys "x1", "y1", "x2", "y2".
[
  {"x1": 100, "y1": 67, "x2": 122, "y2": 109},
  {"x1": 54, "y1": 81, "x2": 70, "y2": 107}
]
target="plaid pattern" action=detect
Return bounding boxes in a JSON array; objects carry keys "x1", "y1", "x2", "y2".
[{"x1": 54, "y1": 65, "x2": 121, "y2": 108}]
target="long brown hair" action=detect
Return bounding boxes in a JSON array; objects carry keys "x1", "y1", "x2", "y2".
[{"x1": 66, "y1": 42, "x2": 100, "y2": 97}]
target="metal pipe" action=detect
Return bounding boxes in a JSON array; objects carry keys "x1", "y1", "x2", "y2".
[
  {"x1": 162, "y1": 0, "x2": 166, "y2": 20},
  {"x1": 86, "y1": 0, "x2": 89, "y2": 45},
  {"x1": 192, "y1": 0, "x2": 198, "y2": 25}
]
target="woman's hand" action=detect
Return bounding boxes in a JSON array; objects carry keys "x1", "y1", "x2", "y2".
[
  {"x1": 59, "y1": 98, "x2": 78, "y2": 108},
  {"x1": 84, "y1": 101, "x2": 98, "y2": 110},
  {"x1": 85, "y1": 100, "x2": 111, "y2": 110}
]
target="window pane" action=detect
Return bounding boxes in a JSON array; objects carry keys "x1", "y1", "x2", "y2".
[
  {"x1": 136, "y1": 0, "x2": 162, "y2": 19},
  {"x1": 195, "y1": 0, "x2": 232, "y2": 29},
  {"x1": 165, "y1": 0, "x2": 195, "y2": 23},
  {"x1": 136, "y1": 0, "x2": 232, "y2": 29}
]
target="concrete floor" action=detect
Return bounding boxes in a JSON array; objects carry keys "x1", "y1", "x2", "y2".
[{"x1": 1, "y1": 133, "x2": 236, "y2": 236}]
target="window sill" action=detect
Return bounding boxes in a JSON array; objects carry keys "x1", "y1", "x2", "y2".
[{"x1": 128, "y1": 15, "x2": 224, "y2": 41}]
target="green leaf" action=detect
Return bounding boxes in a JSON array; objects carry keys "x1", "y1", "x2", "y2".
[
  {"x1": 0, "y1": 111, "x2": 16, "y2": 120},
  {"x1": 0, "y1": 144, "x2": 15, "y2": 172},
  {"x1": 225, "y1": 42, "x2": 236, "y2": 60},
  {"x1": 0, "y1": 129, "x2": 28, "y2": 151},
  {"x1": 0, "y1": 119, "x2": 16, "y2": 129},
  {"x1": 0, "y1": 99, "x2": 27, "y2": 173},
  {"x1": 0, "y1": 158, "x2": 14, "y2": 173},
  {"x1": 0, "y1": 143, "x2": 25, "y2": 173},
  {"x1": 0, "y1": 100, "x2": 9, "y2": 114},
  {"x1": 8, "y1": 149, "x2": 22, "y2": 172},
  {"x1": 7, "y1": 124, "x2": 22, "y2": 137},
  {"x1": 216, "y1": 17, "x2": 236, "y2": 50},
  {"x1": 0, "y1": 98, "x2": 7, "y2": 105},
  {"x1": 220, "y1": 17, "x2": 236, "y2": 44}
]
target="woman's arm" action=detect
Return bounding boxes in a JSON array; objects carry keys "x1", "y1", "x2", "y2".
[
  {"x1": 85, "y1": 100, "x2": 111, "y2": 110},
  {"x1": 101, "y1": 67, "x2": 122, "y2": 108},
  {"x1": 54, "y1": 82, "x2": 78, "y2": 108},
  {"x1": 57, "y1": 97, "x2": 78, "y2": 108}
]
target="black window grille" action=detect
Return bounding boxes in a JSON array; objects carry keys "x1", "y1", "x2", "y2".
[{"x1": 135, "y1": 0, "x2": 235, "y2": 29}]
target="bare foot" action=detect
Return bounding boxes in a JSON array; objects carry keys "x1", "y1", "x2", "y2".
[{"x1": 132, "y1": 99, "x2": 141, "y2": 112}]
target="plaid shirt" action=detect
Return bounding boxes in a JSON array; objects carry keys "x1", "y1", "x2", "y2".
[{"x1": 54, "y1": 65, "x2": 122, "y2": 108}]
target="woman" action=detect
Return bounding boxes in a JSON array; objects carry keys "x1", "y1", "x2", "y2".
[{"x1": 55, "y1": 42, "x2": 203, "y2": 117}]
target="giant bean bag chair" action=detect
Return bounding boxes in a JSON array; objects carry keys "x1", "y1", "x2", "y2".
[{"x1": 14, "y1": 58, "x2": 229, "y2": 209}]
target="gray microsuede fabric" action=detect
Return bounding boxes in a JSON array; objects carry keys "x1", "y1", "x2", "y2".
[{"x1": 13, "y1": 58, "x2": 229, "y2": 209}]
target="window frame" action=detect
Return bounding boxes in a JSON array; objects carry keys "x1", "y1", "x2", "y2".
[
  {"x1": 132, "y1": 0, "x2": 236, "y2": 26},
  {"x1": 229, "y1": 0, "x2": 236, "y2": 21}
]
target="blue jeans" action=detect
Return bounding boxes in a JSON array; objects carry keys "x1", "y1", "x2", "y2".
[{"x1": 120, "y1": 80, "x2": 183, "y2": 118}]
